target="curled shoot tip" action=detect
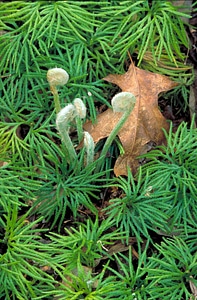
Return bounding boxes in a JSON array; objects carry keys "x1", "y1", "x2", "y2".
[
  {"x1": 56, "y1": 104, "x2": 76, "y2": 131},
  {"x1": 47, "y1": 68, "x2": 69, "y2": 87},
  {"x1": 84, "y1": 131, "x2": 95, "y2": 165},
  {"x1": 112, "y1": 92, "x2": 136, "y2": 113},
  {"x1": 73, "y1": 98, "x2": 87, "y2": 119},
  {"x1": 95, "y1": 92, "x2": 136, "y2": 173}
]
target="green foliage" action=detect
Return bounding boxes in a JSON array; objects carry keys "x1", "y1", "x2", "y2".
[
  {"x1": 44, "y1": 260, "x2": 117, "y2": 300},
  {"x1": 94, "y1": 138, "x2": 123, "y2": 176},
  {"x1": 110, "y1": 0, "x2": 190, "y2": 66},
  {"x1": 104, "y1": 168, "x2": 172, "y2": 243},
  {"x1": 145, "y1": 237, "x2": 197, "y2": 300},
  {"x1": 0, "y1": 1, "x2": 192, "y2": 122},
  {"x1": 0, "y1": 74, "x2": 60, "y2": 165},
  {"x1": 0, "y1": 1, "x2": 99, "y2": 73},
  {"x1": 106, "y1": 243, "x2": 150, "y2": 299},
  {"x1": 47, "y1": 217, "x2": 124, "y2": 269},
  {"x1": 139, "y1": 117, "x2": 197, "y2": 233},
  {"x1": 0, "y1": 162, "x2": 41, "y2": 212},
  {"x1": 180, "y1": 221, "x2": 197, "y2": 251},
  {"x1": 161, "y1": 75, "x2": 195, "y2": 113},
  {"x1": 0, "y1": 1, "x2": 112, "y2": 123},
  {"x1": 0, "y1": 205, "x2": 56, "y2": 299},
  {"x1": 0, "y1": 1, "x2": 196, "y2": 299},
  {"x1": 33, "y1": 154, "x2": 109, "y2": 230}
]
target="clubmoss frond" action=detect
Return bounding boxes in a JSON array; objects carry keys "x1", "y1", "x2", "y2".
[
  {"x1": 139, "y1": 116, "x2": 197, "y2": 233},
  {"x1": 145, "y1": 237, "x2": 197, "y2": 300},
  {"x1": 104, "y1": 168, "x2": 172, "y2": 243}
]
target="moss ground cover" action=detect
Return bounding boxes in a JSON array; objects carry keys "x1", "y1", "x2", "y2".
[{"x1": 0, "y1": 1, "x2": 196, "y2": 299}]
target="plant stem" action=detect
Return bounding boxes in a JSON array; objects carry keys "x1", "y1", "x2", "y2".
[
  {"x1": 58, "y1": 123, "x2": 77, "y2": 162},
  {"x1": 84, "y1": 132, "x2": 95, "y2": 166},
  {"x1": 95, "y1": 92, "x2": 136, "y2": 173},
  {"x1": 95, "y1": 109, "x2": 132, "y2": 173},
  {"x1": 56, "y1": 105, "x2": 77, "y2": 162},
  {"x1": 73, "y1": 98, "x2": 87, "y2": 143},
  {"x1": 75, "y1": 116, "x2": 84, "y2": 142},
  {"x1": 50, "y1": 85, "x2": 61, "y2": 114}
]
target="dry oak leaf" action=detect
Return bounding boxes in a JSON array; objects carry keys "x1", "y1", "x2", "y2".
[{"x1": 84, "y1": 64, "x2": 179, "y2": 176}]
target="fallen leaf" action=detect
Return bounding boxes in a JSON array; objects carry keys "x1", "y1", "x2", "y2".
[{"x1": 84, "y1": 63, "x2": 178, "y2": 176}]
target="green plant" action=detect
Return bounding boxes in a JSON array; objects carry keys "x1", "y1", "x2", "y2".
[
  {"x1": 139, "y1": 117, "x2": 197, "y2": 233},
  {"x1": 56, "y1": 104, "x2": 79, "y2": 163},
  {"x1": 95, "y1": 92, "x2": 136, "y2": 172},
  {"x1": 106, "y1": 242, "x2": 150, "y2": 299},
  {"x1": 0, "y1": 2, "x2": 99, "y2": 74},
  {"x1": 104, "y1": 168, "x2": 173, "y2": 244},
  {"x1": 56, "y1": 97, "x2": 87, "y2": 164},
  {"x1": 47, "y1": 217, "x2": 124, "y2": 269},
  {"x1": 0, "y1": 78, "x2": 61, "y2": 166},
  {"x1": 47, "y1": 67, "x2": 69, "y2": 113},
  {"x1": 0, "y1": 205, "x2": 56, "y2": 299},
  {"x1": 0, "y1": 1, "x2": 119, "y2": 124},
  {"x1": 93, "y1": 137, "x2": 124, "y2": 176},
  {"x1": 0, "y1": 118, "x2": 30, "y2": 162},
  {"x1": 84, "y1": 131, "x2": 95, "y2": 166},
  {"x1": 0, "y1": 1, "x2": 196, "y2": 299},
  {"x1": 180, "y1": 221, "x2": 197, "y2": 252},
  {"x1": 161, "y1": 75, "x2": 195, "y2": 113},
  {"x1": 37, "y1": 218, "x2": 126, "y2": 299},
  {"x1": 43, "y1": 259, "x2": 117, "y2": 300},
  {"x1": 33, "y1": 153, "x2": 110, "y2": 230},
  {"x1": 0, "y1": 162, "x2": 41, "y2": 212},
  {"x1": 110, "y1": 0, "x2": 190, "y2": 66},
  {"x1": 73, "y1": 98, "x2": 87, "y2": 142},
  {"x1": 145, "y1": 237, "x2": 197, "y2": 300}
]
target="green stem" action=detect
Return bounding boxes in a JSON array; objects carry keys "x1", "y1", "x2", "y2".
[
  {"x1": 86, "y1": 145, "x2": 94, "y2": 165},
  {"x1": 75, "y1": 116, "x2": 84, "y2": 143},
  {"x1": 95, "y1": 109, "x2": 132, "y2": 173},
  {"x1": 51, "y1": 85, "x2": 61, "y2": 114},
  {"x1": 56, "y1": 105, "x2": 77, "y2": 162},
  {"x1": 84, "y1": 132, "x2": 94, "y2": 166},
  {"x1": 58, "y1": 124, "x2": 77, "y2": 162}
]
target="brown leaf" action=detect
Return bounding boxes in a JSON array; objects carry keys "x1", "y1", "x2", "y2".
[{"x1": 84, "y1": 63, "x2": 178, "y2": 176}]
